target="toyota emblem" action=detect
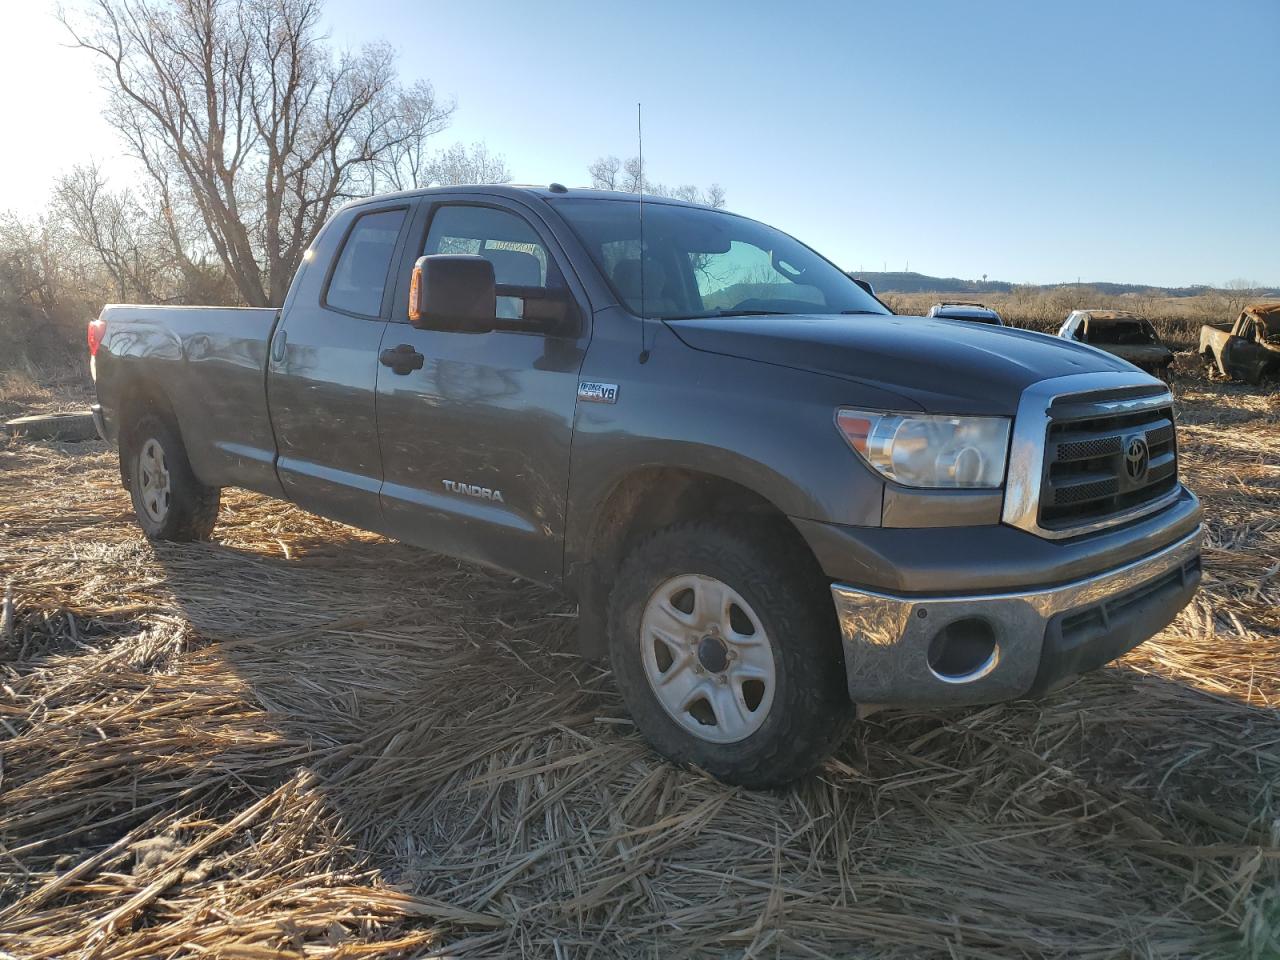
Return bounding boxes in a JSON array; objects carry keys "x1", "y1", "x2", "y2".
[{"x1": 1124, "y1": 435, "x2": 1150, "y2": 482}]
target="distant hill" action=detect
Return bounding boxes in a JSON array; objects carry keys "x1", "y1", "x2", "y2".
[
  {"x1": 850, "y1": 272, "x2": 1014, "y2": 295},
  {"x1": 848, "y1": 271, "x2": 1280, "y2": 299}
]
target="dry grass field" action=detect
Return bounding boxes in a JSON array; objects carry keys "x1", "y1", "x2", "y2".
[
  {"x1": 881, "y1": 291, "x2": 1252, "y2": 350},
  {"x1": 0, "y1": 360, "x2": 1277, "y2": 958}
]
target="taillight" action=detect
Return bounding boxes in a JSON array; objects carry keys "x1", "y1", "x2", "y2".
[{"x1": 87, "y1": 318, "x2": 106, "y2": 357}]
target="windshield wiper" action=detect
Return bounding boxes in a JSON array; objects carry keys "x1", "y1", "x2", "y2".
[{"x1": 839, "y1": 309, "x2": 883, "y2": 315}]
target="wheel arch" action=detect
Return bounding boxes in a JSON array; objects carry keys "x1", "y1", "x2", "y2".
[
  {"x1": 114, "y1": 375, "x2": 181, "y2": 488},
  {"x1": 568, "y1": 465, "x2": 825, "y2": 658}
]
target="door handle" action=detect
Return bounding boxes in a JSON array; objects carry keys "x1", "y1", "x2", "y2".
[
  {"x1": 271, "y1": 329, "x2": 287, "y2": 363},
  {"x1": 379, "y1": 343, "x2": 425, "y2": 375}
]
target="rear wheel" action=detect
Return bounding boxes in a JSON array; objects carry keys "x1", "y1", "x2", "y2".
[
  {"x1": 124, "y1": 413, "x2": 220, "y2": 541},
  {"x1": 608, "y1": 520, "x2": 852, "y2": 788}
]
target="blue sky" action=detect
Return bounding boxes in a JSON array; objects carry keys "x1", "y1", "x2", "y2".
[{"x1": 5, "y1": 0, "x2": 1277, "y2": 286}]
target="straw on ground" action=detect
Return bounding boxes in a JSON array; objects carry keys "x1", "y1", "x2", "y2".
[{"x1": 0, "y1": 358, "x2": 1276, "y2": 958}]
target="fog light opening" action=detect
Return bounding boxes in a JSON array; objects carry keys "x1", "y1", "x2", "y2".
[{"x1": 927, "y1": 617, "x2": 1000, "y2": 684}]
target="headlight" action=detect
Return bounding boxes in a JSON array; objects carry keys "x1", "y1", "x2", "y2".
[{"x1": 836, "y1": 409, "x2": 1011, "y2": 488}]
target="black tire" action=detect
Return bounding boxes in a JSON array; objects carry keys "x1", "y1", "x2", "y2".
[
  {"x1": 123, "y1": 413, "x2": 220, "y2": 541},
  {"x1": 608, "y1": 519, "x2": 853, "y2": 788}
]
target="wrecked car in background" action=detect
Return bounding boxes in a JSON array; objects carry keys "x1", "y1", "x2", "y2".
[
  {"x1": 1199, "y1": 302, "x2": 1280, "y2": 384},
  {"x1": 926, "y1": 302, "x2": 1004, "y2": 325},
  {"x1": 1058, "y1": 310, "x2": 1174, "y2": 379}
]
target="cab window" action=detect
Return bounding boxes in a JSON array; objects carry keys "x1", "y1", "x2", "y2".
[
  {"x1": 423, "y1": 205, "x2": 563, "y2": 320},
  {"x1": 324, "y1": 208, "x2": 407, "y2": 317}
]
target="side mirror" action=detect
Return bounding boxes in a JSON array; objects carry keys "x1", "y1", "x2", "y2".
[
  {"x1": 409, "y1": 255, "x2": 496, "y2": 331},
  {"x1": 510, "y1": 285, "x2": 579, "y2": 336},
  {"x1": 849, "y1": 275, "x2": 894, "y2": 315}
]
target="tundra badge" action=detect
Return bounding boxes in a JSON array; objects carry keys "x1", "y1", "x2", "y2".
[
  {"x1": 442, "y1": 480, "x2": 505, "y2": 503},
  {"x1": 578, "y1": 381, "x2": 618, "y2": 404}
]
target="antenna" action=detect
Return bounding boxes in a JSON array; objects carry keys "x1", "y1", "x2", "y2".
[{"x1": 637, "y1": 102, "x2": 650, "y2": 363}]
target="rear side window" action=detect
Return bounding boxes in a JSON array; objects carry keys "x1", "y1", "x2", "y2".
[{"x1": 325, "y1": 208, "x2": 406, "y2": 317}]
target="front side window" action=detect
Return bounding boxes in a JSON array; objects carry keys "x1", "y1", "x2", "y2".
[
  {"x1": 552, "y1": 197, "x2": 888, "y2": 320},
  {"x1": 423, "y1": 205, "x2": 560, "y2": 320},
  {"x1": 325, "y1": 208, "x2": 406, "y2": 317}
]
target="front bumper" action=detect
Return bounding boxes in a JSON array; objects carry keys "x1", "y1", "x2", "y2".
[{"x1": 831, "y1": 525, "x2": 1202, "y2": 706}]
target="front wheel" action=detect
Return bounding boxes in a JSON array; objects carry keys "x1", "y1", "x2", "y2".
[
  {"x1": 124, "y1": 413, "x2": 220, "y2": 541},
  {"x1": 608, "y1": 520, "x2": 852, "y2": 788}
]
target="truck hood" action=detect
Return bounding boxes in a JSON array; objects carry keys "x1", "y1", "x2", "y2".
[{"x1": 666, "y1": 313, "x2": 1144, "y2": 415}]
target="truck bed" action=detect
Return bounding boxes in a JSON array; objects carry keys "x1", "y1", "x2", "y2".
[
  {"x1": 1198, "y1": 322, "x2": 1233, "y2": 353},
  {"x1": 94, "y1": 304, "x2": 282, "y2": 495}
]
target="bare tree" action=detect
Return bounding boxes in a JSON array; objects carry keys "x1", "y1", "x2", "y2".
[
  {"x1": 53, "y1": 163, "x2": 238, "y2": 305},
  {"x1": 588, "y1": 155, "x2": 725, "y2": 207},
  {"x1": 587, "y1": 156, "x2": 621, "y2": 191},
  {"x1": 424, "y1": 142, "x2": 512, "y2": 187},
  {"x1": 1224, "y1": 278, "x2": 1264, "y2": 314},
  {"x1": 54, "y1": 164, "x2": 162, "y2": 302},
  {"x1": 0, "y1": 214, "x2": 65, "y2": 320},
  {"x1": 62, "y1": 0, "x2": 453, "y2": 306}
]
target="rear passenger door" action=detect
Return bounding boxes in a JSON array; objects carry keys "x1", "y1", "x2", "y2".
[
  {"x1": 268, "y1": 203, "x2": 410, "y2": 530},
  {"x1": 374, "y1": 197, "x2": 590, "y2": 583}
]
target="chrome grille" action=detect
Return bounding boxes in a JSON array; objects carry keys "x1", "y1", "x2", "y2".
[{"x1": 1038, "y1": 397, "x2": 1178, "y2": 531}]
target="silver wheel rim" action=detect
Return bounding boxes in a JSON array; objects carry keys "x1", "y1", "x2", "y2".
[
  {"x1": 639, "y1": 573, "x2": 776, "y2": 744},
  {"x1": 137, "y1": 438, "x2": 171, "y2": 524}
]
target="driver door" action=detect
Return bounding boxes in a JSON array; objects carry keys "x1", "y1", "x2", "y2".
[
  {"x1": 1223, "y1": 317, "x2": 1263, "y2": 380},
  {"x1": 374, "y1": 197, "x2": 590, "y2": 582}
]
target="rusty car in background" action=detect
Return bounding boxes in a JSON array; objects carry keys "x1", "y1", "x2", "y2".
[
  {"x1": 1057, "y1": 310, "x2": 1174, "y2": 379},
  {"x1": 1199, "y1": 302, "x2": 1280, "y2": 384},
  {"x1": 926, "y1": 302, "x2": 1004, "y2": 325}
]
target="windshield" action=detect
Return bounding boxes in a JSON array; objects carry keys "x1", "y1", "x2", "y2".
[
  {"x1": 1086, "y1": 320, "x2": 1157, "y2": 345},
  {"x1": 551, "y1": 197, "x2": 889, "y2": 320}
]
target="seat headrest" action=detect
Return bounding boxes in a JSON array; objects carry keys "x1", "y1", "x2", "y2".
[
  {"x1": 482, "y1": 248, "x2": 542, "y2": 287},
  {"x1": 612, "y1": 258, "x2": 667, "y2": 306},
  {"x1": 348, "y1": 240, "x2": 392, "y2": 284}
]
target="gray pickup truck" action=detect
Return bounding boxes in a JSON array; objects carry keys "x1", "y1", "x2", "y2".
[{"x1": 89, "y1": 186, "x2": 1203, "y2": 787}]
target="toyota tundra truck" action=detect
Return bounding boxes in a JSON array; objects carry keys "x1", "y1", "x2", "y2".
[{"x1": 88, "y1": 186, "x2": 1203, "y2": 787}]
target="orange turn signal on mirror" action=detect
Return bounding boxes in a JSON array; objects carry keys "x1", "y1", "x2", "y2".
[{"x1": 408, "y1": 264, "x2": 422, "y2": 322}]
